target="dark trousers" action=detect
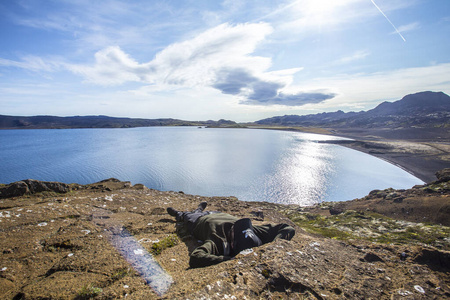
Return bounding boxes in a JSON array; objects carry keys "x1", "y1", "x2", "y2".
[{"x1": 177, "y1": 210, "x2": 218, "y2": 235}]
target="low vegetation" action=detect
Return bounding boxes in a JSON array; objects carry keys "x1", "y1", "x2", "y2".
[
  {"x1": 286, "y1": 210, "x2": 450, "y2": 250},
  {"x1": 151, "y1": 234, "x2": 179, "y2": 255},
  {"x1": 76, "y1": 284, "x2": 103, "y2": 299}
]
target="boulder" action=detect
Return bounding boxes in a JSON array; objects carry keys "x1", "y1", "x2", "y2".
[
  {"x1": 436, "y1": 168, "x2": 450, "y2": 182},
  {"x1": 0, "y1": 179, "x2": 70, "y2": 199}
]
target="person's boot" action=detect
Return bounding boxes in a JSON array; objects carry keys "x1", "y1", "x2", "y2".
[
  {"x1": 167, "y1": 207, "x2": 179, "y2": 217},
  {"x1": 197, "y1": 202, "x2": 207, "y2": 212}
]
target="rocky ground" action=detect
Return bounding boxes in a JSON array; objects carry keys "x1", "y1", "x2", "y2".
[{"x1": 1, "y1": 172, "x2": 449, "y2": 299}]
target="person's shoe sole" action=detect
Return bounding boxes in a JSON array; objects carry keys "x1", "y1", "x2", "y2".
[
  {"x1": 198, "y1": 202, "x2": 207, "y2": 211},
  {"x1": 167, "y1": 207, "x2": 178, "y2": 217}
]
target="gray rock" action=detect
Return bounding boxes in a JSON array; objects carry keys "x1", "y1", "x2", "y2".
[
  {"x1": 0, "y1": 179, "x2": 70, "y2": 199},
  {"x1": 436, "y1": 168, "x2": 450, "y2": 182}
]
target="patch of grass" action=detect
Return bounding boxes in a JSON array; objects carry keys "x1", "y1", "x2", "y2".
[
  {"x1": 261, "y1": 269, "x2": 272, "y2": 278},
  {"x1": 111, "y1": 267, "x2": 131, "y2": 281},
  {"x1": 43, "y1": 239, "x2": 79, "y2": 252},
  {"x1": 76, "y1": 284, "x2": 102, "y2": 299},
  {"x1": 286, "y1": 210, "x2": 450, "y2": 250},
  {"x1": 151, "y1": 234, "x2": 179, "y2": 255},
  {"x1": 37, "y1": 191, "x2": 60, "y2": 198},
  {"x1": 312, "y1": 226, "x2": 353, "y2": 240}
]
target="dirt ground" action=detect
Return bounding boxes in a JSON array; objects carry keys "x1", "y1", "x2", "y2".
[{"x1": 1, "y1": 178, "x2": 449, "y2": 299}]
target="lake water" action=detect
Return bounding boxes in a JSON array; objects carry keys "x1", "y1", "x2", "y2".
[{"x1": 0, "y1": 127, "x2": 423, "y2": 205}]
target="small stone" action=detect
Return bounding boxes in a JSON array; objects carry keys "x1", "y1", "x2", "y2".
[
  {"x1": 363, "y1": 252, "x2": 383, "y2": 262},
  {"x1": 239, "y1": 248, "x2": 253, "y2": 255},
  {"x1": 133, "y1": 249, "x2": 144, "y2": 255},
  {"x1": 398, "y1": 289, "x2": 412, "y2": 296},
  {"x1": 414, "y1": 285, "x2": 425, "y2": 294}
]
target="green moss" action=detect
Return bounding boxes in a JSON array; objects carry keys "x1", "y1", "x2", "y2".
[
  {"x1": 151, "y1": 234, "x2": 179, "y2": 255},
  {"x1": 261, "y1": 269, "x2": 271, "y2": 278},
  {"x1": 286, "y1": 211, "x2": 450, "y2": 250},
  {"x1": 111, "y1": 268, "x2": 131, "y2": 281},
  {"x1": 76, "y1": 284, "x2": 102, "y2": 299}
]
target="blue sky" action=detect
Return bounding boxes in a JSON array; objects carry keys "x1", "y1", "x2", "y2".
[{"x1": 1, "y1": 0, "x2": 449, "y2": 122}]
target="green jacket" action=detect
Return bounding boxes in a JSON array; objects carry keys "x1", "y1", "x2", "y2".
[{"x1": 189, "y1": 213, "x2": 295, "y2": 268}]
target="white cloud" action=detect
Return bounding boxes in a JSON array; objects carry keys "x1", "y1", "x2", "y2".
[
  {"x1": 68, "y1": 46, "x2": 149, "y2": 85},
  {"x1": 335, "y1": 50, "x2": 371, "y2": 65},
  {"x1": 393, "y1": 22, "x2": 420, "y2": 34},
  {"x1": 68, "y1": 23, "x2": 273, "y2": 86},
  {"x1": 299, "y1": 63, "x2": 450, "y2": 111},
  {"x1": 66, "y1": 22, "x2": 331, "y2": 106},
  {"x1": 148, "y1": 22, "x2": 273, "y2": 86},
  {"x1": 0, "y1": 56, "x2": 61, "y2": 72}
]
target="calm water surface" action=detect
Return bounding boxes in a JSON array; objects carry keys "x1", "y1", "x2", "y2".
[{"x1": 0, "y1": 127, "x2": 423, "y2": 205}]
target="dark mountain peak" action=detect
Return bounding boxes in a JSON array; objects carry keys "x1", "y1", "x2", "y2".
[
  {"x1": 369, "y1": 91, "x2": 450, "y2": 115},
  {"x1": 402, "y1": 91, "x2": 449, "y2": 104}
]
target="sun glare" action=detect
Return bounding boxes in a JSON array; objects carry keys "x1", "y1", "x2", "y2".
[
  {"x1": 303, "y1": 0, "x2": 338, "y2": 14},
  {"x1": 290, "y1": 0, "x2": 358, "y2": 27}
]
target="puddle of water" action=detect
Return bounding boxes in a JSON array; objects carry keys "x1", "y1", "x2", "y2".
[{"x1": 109, "y1": 227, "x2": 173, "y2": 296}]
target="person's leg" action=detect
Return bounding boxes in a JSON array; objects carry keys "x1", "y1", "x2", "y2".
[
  {"x1": 180, "y1": 211, "x2": 209, "y2": 233},
  {"x1": 193, "y1": 202, "x2": 207, "y2": 213},
  {"x1": 167, "y1": 202, "x2": 207, "y2": 220},
  {"x1": 167, "y1": 202, "x2": 209, "y2": 234}
]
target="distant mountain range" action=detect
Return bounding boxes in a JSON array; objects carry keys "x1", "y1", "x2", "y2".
[
  {"x1": 1, "y1": 91, "x2": 449, "y2": 130},
  {"x1": 0, "y1": 115, "x2": 240, "y2": 129},
  {"x1": 255, "y1": 91, "x2": 450, "y2": 129}
]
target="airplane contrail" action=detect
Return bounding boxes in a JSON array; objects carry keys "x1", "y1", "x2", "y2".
[{"x1": 371, "y1": 0, "x2": 406, "y2": 42}]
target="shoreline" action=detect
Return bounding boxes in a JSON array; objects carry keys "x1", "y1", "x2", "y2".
[
  {"x1": 319, "y1": 140, "x2": 429, "y2": 182},
  {"x1": 248, "y1": 125, "x2": 450, "y2": 183},
  {"x1": 319, "y1": 138, "x2": 450, "y2": 184}
]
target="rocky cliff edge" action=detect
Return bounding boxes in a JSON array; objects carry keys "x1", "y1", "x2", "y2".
[{"x1": 0, "y1": 173, "x2": 449, "y2": 299}]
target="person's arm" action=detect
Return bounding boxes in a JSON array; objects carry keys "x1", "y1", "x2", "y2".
[
  {"x1": 189, "y1": 240, "x2": 232, "y2": 268},
  {"x1": 253, "y1": 223, "x2": 295, "y2": 244},
  {"x1": 273, "y1": 223, "x2": 295, "y2": 241}
]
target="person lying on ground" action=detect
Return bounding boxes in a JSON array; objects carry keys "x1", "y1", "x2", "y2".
[{"x1": 167, "y1": 202, "x2": 295, "y2": 268}]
